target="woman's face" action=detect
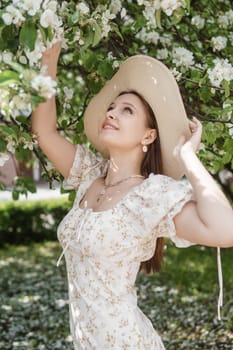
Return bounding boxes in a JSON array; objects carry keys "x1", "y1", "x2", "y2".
[{"x1": 98, "y1": 93, "x2": 156, "y2": 153}]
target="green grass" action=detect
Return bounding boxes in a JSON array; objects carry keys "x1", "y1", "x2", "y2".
[{"x1": 0, "y1": 242, "x2": 232, "y2": 349}]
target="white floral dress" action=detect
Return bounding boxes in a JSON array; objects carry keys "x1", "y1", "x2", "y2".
[{"x1": 57, "y1": 144, "x2": 194, "y2": 350}]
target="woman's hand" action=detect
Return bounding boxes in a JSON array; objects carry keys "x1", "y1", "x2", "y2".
[
  {"x1": 42, "y1": 41, "x2": 62, "y2": 64},
  {"x1": 41, "y1": 41, "x2": 62, "y2": 78},
  {"x1": 173, "y1": 117, "x2": 202, "y2": 161}
]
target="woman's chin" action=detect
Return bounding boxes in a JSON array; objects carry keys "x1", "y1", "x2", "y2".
[{"x1": 98, "y1": 132, "x2": 118, "y2": 145}]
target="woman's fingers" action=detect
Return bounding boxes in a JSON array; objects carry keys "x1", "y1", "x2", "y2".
[{"x1": 173, "y1": 117, "x2": 203, "y2": 160}]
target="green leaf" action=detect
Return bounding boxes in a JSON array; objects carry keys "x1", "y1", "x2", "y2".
[
  {"x1": 48, "y1": 26, "x2": 54, "y2": 41},
  {"x1": 80, "y1": 49, "x2": 97, "y2": 72},
  {"x1": 0, "y1": 70, "x2": 20, "y2": 86},
  {"x1": 222, "y1": 80, "x2": 230, "y2": 98},
  {"x1": 171, "y1": 7, "x2": 185, "y2": 25},
  {"x1": 6, "y1": 61, "x2": 24, "y2": 74},
  {"x1": 155, "y1": 9, "x2": 162, "y2": 29},
  {"x1": 222, "y1": 152, "x2": 232, "y2": 164},
  {"x1": 19, "y1": 20, "x2": 37, "y2": 51},
  {"x1": 1, "y1": 125, "x2": 17, "y2": 136},
  {"x1": 12, "y1": 190, "x2": 19, "y2": 200},
  {"x1": 71, "y1": 11, "x2": 80, "y2": 25},
  {"x1": 111, "y1": 23, "x2": 124, "y2": 41},
  {"x1": 38, "y1": 24, "x2": 47, "y2": 42},
  {"x1": 0, "y1": 24, "x2": 18, "y2": 51},
  {"x1": 98, "y1": 61, "x2": 114, "y2": 79},
  {"x1": 92, "y1": 22, "x2": 102, "y2": 47},
  {"x1": 185, "y1": 0, "x2": 190, "y2": 13},
  {"x1": 68, "y1": 190, "x2": 76, "y2": 203}
]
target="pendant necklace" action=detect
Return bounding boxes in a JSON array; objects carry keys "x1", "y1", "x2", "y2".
[{"x1": 96, "y1": 174, "x2": 144, "y2": 202}]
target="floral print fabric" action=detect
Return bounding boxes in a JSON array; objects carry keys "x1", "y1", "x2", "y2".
[{"x1": 58, "y1": 144, "x2": 194, "y2": 350}]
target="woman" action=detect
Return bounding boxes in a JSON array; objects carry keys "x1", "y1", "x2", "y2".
[{"x1": 32, "y1": 43, "x2": 233, "y2": 350}]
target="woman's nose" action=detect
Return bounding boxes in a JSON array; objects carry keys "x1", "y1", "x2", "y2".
[{"x1": 106, "y1": 110, "x2": 117, "y2": 120}]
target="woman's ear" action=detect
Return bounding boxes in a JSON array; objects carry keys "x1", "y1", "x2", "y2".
[{"x1": 142, "y1": 128, "x2": 157, "y2": 146}]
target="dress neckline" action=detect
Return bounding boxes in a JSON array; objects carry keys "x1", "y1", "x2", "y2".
[{"x1": 78, "y1": 173, "x2": 160, "y2": 214}]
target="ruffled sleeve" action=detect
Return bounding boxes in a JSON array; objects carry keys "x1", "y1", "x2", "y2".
[
  {"x1": 63, "y1": 144, "x2": 108, "y2": 190},
  {"x1": 125, "y1": 174, "x2": 195, "y2": 248},
  {"x1": 154, "y1": 175, "x2": 195, "y2": 247}
]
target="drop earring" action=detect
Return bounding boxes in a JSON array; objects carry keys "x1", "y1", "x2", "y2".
[{"x1": 142, "y1": 144, "x2": 148, "y2": 153}]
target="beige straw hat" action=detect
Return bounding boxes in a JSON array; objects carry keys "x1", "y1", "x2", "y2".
[{"x1": 84, "y1": 55, "x2": 191, "y2": 180}]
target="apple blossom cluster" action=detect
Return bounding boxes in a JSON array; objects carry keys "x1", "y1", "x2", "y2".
[
  {"x1": 191, "y1": 15, "x2": 205, "y2": 30},
  {"x1": 211, "y1": 36, "x2": 228, "y2": 52},
  {"x1": 137, "y1": 0, "x2": 187, "y2": 27},
  {"x1": 1, "y1": 0, "x2": 63, "y2": 67},
  {"x1": 207, "y1": 59, "x2": 233, "y2": 88},
  {"x1": 172, "y1": 47, "x2": 194, "y2": 69},
  {"x1": 71, "y1": 1, "x2": 127, "y2": 44},
  {"x1": 217, "y1": 10, "x2": 233, "y2": 29},
  {"x1": 0, "y1": 65, "x2": 57, "y2": 121}
]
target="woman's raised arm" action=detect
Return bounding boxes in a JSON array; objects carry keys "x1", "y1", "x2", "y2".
[
  {"x1": 31, "y1": 42, "x2": 76, "y2": 178},
  {"x1": 174, "y1": 118, "x2": 233, "y2": 248}
]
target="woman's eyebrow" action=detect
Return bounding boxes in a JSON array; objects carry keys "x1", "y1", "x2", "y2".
[
  {"x1": 122, "y1": 102, "x2": 136, "y2": 110},
  {"x1": 108, "y1": 102, "x2": 115, "y2": 108}
]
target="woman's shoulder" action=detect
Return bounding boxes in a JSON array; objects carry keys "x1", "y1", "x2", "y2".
[
  {"x1": 122, "y1": 173, "x2": 193, "y2": 217},
  {"x1": 63, "y1": 143, "x2": 108, "y2": 190},
  {"x1": 137, "y1": 173, "x2": 192, "y2": 196}
]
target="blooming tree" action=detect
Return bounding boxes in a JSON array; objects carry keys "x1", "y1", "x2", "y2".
[{"x1": 0, "y1": 0, "x2": 233, "y2": 199}]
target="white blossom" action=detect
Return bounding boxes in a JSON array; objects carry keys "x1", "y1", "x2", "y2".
[
  {"x1": 42, "y1": 0, "x2": 57, "y2": 12},
  {"x1": 227, "y1": 10, "x2": 233, "y2": 24},
  {"x1": 74, "y1": 30, "x2": 84, "y2": 46},
  {"x1": 136, "y1": 28, "x2": 160, "y2": 45},
  {"x1": 9, "y1": 94, "x2": 32, "y2": 118},
  {"x1": 161, "y1": 0, "x2": 182, "y2": 16},
  {"x1": 25, "y1": 39, "x2": 45, "y2": 66},
  {"x1": 217, "y1": 14, "x2": 229, "y2": 29},
  {"x1": 0, "y1": 89, "x2": 10, "y2": 113},
  {"x1": 160, "y1": 33, "x2": 173, "y2": 47},
  {"x1": 63, "y1": 87, "x2": 74, "y2": 100},
  {"x1": 218, "y1": 10, "x2": 233, "y2": 28},
  {"x1": 6, "y1": 137, "x2": 16, "y2": 153},
  {"x1": 20, "y1": 138, "x2": 34, "y2": 151},
  {"x1": 2, "y1": 51, "x2": 13, "y2": 64},
  {"x1": 228, "y1": 32, "x2": 233, "y2": 46},
  {"x1": 0, "y1": 153, "x2": 10, "y2": 167},
  {"x1": 172, "y1": 47, "x2": 194, "y2": 68},
  {"x1": 211, "y1": 36, "x2": 227, "y2": 52},
  {"x1": 31, "y1": 75, "x2": 57, "y2": 99},
  {"x1": 101, "y1": 10, "x2": 116, "y2": 38},
  {"x1": 207, "y1": 58, "x2": 233, "y2": 87},
  {"x1": 19, "y1": 55, "x2": 27, "y2": 65},
  {"x1": 156, "y1": 48, "x2": 169, "y2": 60},
  {"x1": 121, "y1": 8, "x2": 127, "y2": 18},
  {"x1": 17, "y1": 0, "x2": 42, "y2": 16},
  {"x1": 110, "y1": 0, "x2": 122, "y2": 15},
  {"x1": 171, "y1": 67, "x2": 182, "y2": 81},
  {"x1": 191, "y1": 15, "x2": 205, "y2": 29},
  {"x1": 2, "y1": 5, "x2": 25, "y2": 25},
  {"x1": 40, "y1": 9, "x2": 61, "y2": 28},
  {"x1": 76, "y1": 2, "x2": 90, "y2": 15}
]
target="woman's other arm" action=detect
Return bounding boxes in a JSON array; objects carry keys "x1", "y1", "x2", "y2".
[
  {"x1": 31, "y1": 42, "x2": 76, "y2": 178},
  {"x1": 174, "y1": 118, "x2": 233, "y2": 248}
]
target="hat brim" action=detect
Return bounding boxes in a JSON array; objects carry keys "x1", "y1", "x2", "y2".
[{"x1": 84, "y1": 55, "x2": 191, "y2": 180}]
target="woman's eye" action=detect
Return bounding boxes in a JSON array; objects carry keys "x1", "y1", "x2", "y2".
[
  {"x1": 107, "y1": 106, "x2": 113, "y2": 112},
  {"x1": 124, "y1": 107, "x2": 133, "y2": 114}
]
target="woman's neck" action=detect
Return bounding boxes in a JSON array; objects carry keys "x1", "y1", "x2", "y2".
[{"x1": 104, "y1": 153, "x2": 143, "y2": 185}]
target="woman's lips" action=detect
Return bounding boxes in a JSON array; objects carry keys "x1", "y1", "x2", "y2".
[{"x1": 102, "y1": 121, "x2": 119, "y2": 130}]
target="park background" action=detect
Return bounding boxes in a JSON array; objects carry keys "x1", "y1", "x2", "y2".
[{"x1": 0, "y1": 0, "x2": 233, "y2": 349}]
